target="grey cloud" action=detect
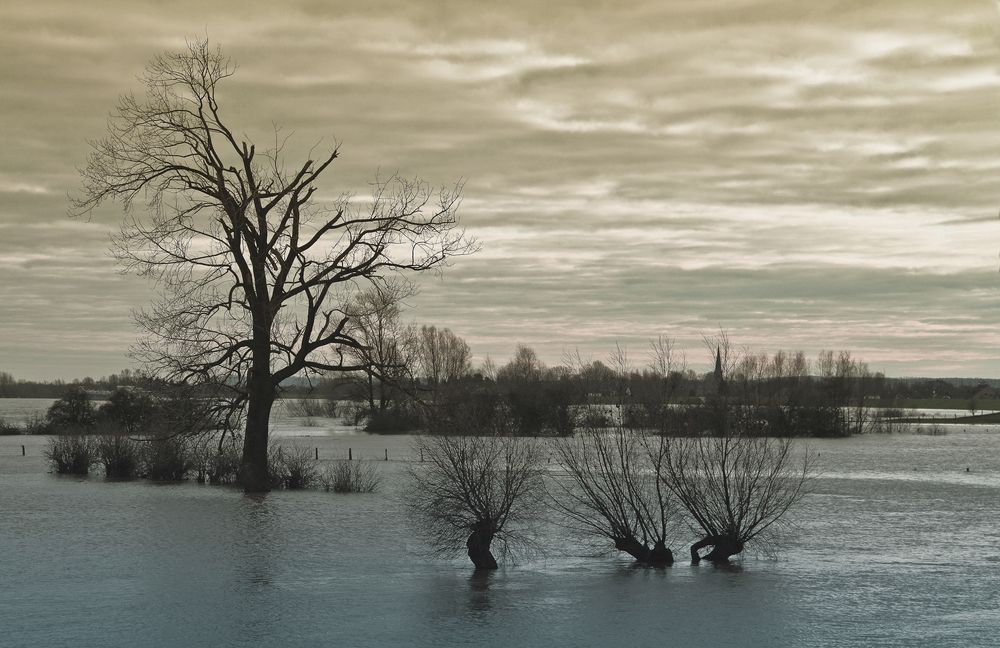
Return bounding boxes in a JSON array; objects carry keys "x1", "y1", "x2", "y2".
[{"x1": 1, "y1": 0, "x2": 999, "y2": 379}]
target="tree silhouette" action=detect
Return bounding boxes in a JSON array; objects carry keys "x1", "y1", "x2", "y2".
[{"x1": 73, "y1": 40, "x2": 474, "y2": 491}]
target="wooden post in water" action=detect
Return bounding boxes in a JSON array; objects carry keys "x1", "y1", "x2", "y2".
[
  {"x1": 348, "y1": 448, "x2": 352, "y2": 461},
  {"x1": 384, "y1": 448, "x2": 388, "y2": 461},
  {"x1": 22, "y1": 445, "x2": 26, "y2": 456},
  {"x1": 314, "y1": 447, "x2": 318, "y2": 460}
]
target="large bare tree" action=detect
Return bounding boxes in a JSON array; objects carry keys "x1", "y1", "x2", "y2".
[{"x1": 72, "y1": 40, "x2": 474, "y2": 491}]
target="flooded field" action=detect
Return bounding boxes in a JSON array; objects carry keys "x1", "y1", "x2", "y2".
[{"x1": 1, "y1": 427, "x2": 999, "y2": 647}]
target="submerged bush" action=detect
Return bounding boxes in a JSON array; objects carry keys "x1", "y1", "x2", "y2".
[
  {"x1": 197, "y1": 440, "x2": 243, "y2": 485},
  {"x1": 45, "y1": 435, "x2": 94, "y2": 475},
  {"x1": 364, "y1": 407, "x2": 422, "y2": 434},
  {"x1": 577, "y1": 406, "x2": 613, "y2": 429},
  {"x1": 0, "y1": 420, "x2": 19, "y2": 435},
  {"x1": 23, "y1": 414, "x2": 56, "y2": 436},
  {"x1": 284, "y1": 398, "x2": 338, "y2": 418},
  {"x1": 144, "y1": 435, "x2": 194, "y2": 481},
  {"x1": 321, "y1": 460, "x2": 380, "y2": 493},
  {"x1": 96, "y1": 434, "x2": 143, "y2": 479},
  {"x1": 915, "y1": 423, "x2": 947, "y2": 436},
  {"x1": 269, "y1": 444, "x2": 319, "y2": 489}
]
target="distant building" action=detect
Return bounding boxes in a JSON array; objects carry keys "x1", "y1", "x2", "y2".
[{"x1": 714, "y1": 347, "x2": 726, "y2": 397}]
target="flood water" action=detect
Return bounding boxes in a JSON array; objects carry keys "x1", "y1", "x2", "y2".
[
  {"x1": 0, "y1": 398, "x2": 361, "y2": 437},
  {"x1": 1, "y1": 421, "x2": 999, "y2": 646}
]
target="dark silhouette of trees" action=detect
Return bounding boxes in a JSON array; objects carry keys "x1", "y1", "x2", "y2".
[
  {"x1": 98, "y1": 388, "x2": 156, "y2": 435},
  {"x1": 493, "y1": 345, "x2": 578, "y2": 436},
  {"x1": 0, "y1": 371, "x2": 14, "y2": 398},
  {"x1": 551, "y1": 426, "x2": 679, "y2": 565},
  {"x1": 409, "y1": 432, "x2": 545, "y2": 569},
  {"x1": 816, "y1": 350, "x2": 878, "y2": 436},
  {"x1": 412, "y1": 325, "x2": 472, "y2": 385},
  {"x1": 409, "y1": 325, "x2": 474, "y2": 429},
  {"x1": 46, "y1": 387, "x2": 96, "y2": 432},
  {"x1": 661, "y1": 429, "x2": 812, "y2": 563},
  {"x1": 72, "y1": 40, "x2": 473, "y2": 491},
  {"x1": 345, "y1": 283, "x2": 414, "y2": 417}
]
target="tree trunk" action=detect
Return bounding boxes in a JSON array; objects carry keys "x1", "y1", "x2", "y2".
[
  {"x1": 466, "y1": 520, "x2": 498, "y2": 570},
  {"x1": 649, "y1": 540, "x2": 674, "y2": 566},
  {"x1": 240, "y1": 298, "x2": 275, "y2": 493},
  {"x1": 240, "y1": 386, "x2": 275, "y2": 492},
  {"x1": 614, "y1": 536, "x2": 674, "y2": 566},
  {"x1": 690, "y1": 535, "x2": 744, "y2": 563}
]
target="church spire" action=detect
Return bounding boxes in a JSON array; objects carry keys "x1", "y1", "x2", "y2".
[{"x1": 714, "y1": 347, "x2": 726, "y2": 396}]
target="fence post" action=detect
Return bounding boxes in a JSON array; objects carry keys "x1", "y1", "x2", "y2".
[
  {"x1": 315, "y1": 447, "x2": 319, "y2": 460},
  {"x1": 384, "y1": 448, "x2": 388, "y2": 461},
  {"x1": 348, "y1": 448, "x2": 352, "y2": 461}
]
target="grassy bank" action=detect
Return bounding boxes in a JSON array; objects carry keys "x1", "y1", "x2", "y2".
[{"x1": 898, "y1": 411, "x2": 1000, "y2": 425}]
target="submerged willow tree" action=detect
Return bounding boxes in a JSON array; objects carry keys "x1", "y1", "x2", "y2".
[
  {"x1": 551, "y1": 426, "x2": 679, "y2": 565},
  {"x1": 662, "y1": 427, "x2": 812, "y2": 563},
  {"x1": 409, "y1": 431, "x2": 546, "y2": 570},
  {"x1": 72, "y1": 40, "x2": 473, "y2": 491}
]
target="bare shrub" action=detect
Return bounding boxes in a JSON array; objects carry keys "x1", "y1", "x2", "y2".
[
  {"x1": 867, "y1": 408, "x2": 910, "y2": 434},
  {"x1": 320, "y1": 460, "x2": 380, "y2": 493},
  {"x1": 409, "y1": 434, "x2": 545, "y2": 569},
  {"x1": 915, "y1": 423, "x2": 947, "y2": 436},
  {"x1": 268, "y1": 444, "x2": 319, "y2": 489},
  {"x1": 284, "y1": 398, "x2": 338, "y2": 418},
  {"x1": 577, "y1": 407, "x2": 613, "y2": 429},
  {"x1": 144, "y1": 435, "x2": 194, "y2": 481},
  {"x1": 45, "y1": 435, "x2": 94, "y2": 475},
  {"x1": 24, "y1": 414, "x2": 55, "y2": 436},
  {"x1": 192, "y1": 437, "x2": 243, "y2": 485},
  {"x1": 96, "y1": 434, "x2": 143, "y2": 479},
  {"x1": 341, "y1": 402, "x2": 368, "y2": 427}
]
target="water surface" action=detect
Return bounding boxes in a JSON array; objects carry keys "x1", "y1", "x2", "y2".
[{"x1": 1, "y1": 431, "x2": 998, "y2": 647}]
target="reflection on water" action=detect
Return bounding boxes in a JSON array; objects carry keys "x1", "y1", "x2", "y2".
[
  {"x1": 1, "y1": 429, "x2": 1000, "y2": 647},
  {"x1": 467, "y1": 570, "x2": 493, "y2": 613},
  {"x1": 707, "y1": 561, "x2": 744, "y2": 575},
  {"x1": 238, "y1": 494, "x2": 277, "y2": 587}
]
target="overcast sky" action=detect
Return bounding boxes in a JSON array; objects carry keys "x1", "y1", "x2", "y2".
[{"x1": 2, "y1": 0, "x2": 1000, "y2": 380}]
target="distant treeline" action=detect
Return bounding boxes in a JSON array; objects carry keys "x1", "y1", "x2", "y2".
[
  {"x1": 334, "y1": 338, "x2": 999, "y2": 437},
  {"x1": 0, "y1": 369, "x2": 358, "y2": 400},
  {"x1": 3, "y1": 335, "x2": 999, "y2": 439},
  {"x1": 3, "y1": 365, "x2": 997, "y2": 403}
]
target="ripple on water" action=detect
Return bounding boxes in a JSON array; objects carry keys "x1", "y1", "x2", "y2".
[{"x1": 1, "y1": 431, "x2": 999, "y2": 647}]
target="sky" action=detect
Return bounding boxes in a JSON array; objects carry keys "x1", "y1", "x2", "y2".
[{"x1": 2, "y1": 0, "x2": 1000, "y2": 380}]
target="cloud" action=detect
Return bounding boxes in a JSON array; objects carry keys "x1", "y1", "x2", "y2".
[
  {"x1": 381, "y1": 39, "x2": 590, "y2": 82},
  {"x1": 0, "y1": 175, "x2": 51, "y2": 195},
  {"x1": 1, "y1": 0, "x2": 1000, "y2": 379}
]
